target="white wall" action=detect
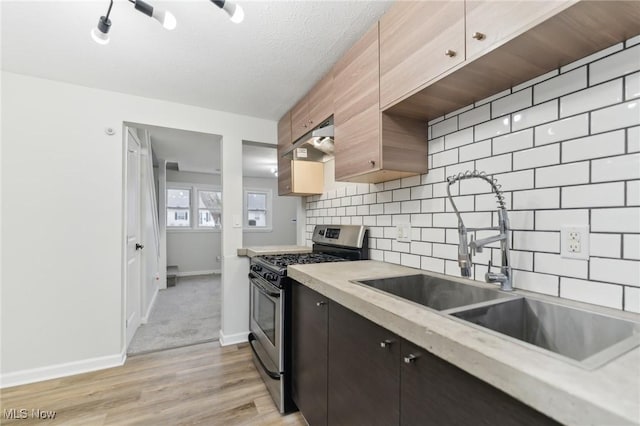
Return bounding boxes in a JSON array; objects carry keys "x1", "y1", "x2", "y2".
[
  {"x1": 305, "y1": 38, "x2": 640, "y2": 313},
  {"x1": 165, "y1": 170, "x2": 222, "y2": 274},
  {"x1": 0, "y1": 71, "x2": 275, "y2": 386},
  {"x1": 242, "y1": 177, "x2": 298, "y2": 246}
]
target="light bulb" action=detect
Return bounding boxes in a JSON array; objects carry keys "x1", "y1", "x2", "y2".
[
  {"x1": 152, "y1": 8, "x2": 177, "y2": 30},
  {"x1": 91, "y1": 27, "x2": 110, "y2": 45},
  {"x1": 229, "y1": 3, "x2": 244, "y2": 24}
]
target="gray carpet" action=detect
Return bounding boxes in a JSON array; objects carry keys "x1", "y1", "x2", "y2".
[{"x1": 128, "y1": 274, "x2": 220, "y2": 355}]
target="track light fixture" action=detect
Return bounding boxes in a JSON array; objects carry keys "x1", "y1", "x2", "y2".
[{"x1": 91, "y1": 0, "x2": 245, "y2": 45}]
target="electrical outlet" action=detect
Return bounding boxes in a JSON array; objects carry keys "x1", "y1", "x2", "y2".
[
  {"x1": 396, "y1": 223, "x2": 411, "y2": 243},
  {"x1": 561, "y1": 225, "x2": 589, "y2": 260}
]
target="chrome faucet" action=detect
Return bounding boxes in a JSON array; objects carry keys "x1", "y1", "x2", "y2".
[{"x1": 446, "y1": 171, "x2": 513, "y2": 291}]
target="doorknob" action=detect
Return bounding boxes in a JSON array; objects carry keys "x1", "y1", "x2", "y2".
[{"x1": 135, "y1": 243, "x2": 144, "y2": 250}]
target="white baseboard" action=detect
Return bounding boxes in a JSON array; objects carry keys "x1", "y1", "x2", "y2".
[
  {"x1": 176, "y1": 269, "x2": 220, "y2": 277},
  {"x1": 218, "y1": 329, "x2": 249, "y2": 346},
  {"x1": 0, "y1": 350, "x2": 126, "y2": 389}
]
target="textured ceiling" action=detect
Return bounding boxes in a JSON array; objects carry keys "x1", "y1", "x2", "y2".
[{"x1": 1, "y1": 0, "x2": 393, "y2": 120}]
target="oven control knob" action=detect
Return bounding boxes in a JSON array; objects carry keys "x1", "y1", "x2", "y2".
[
  {"x1": 264, "y1": 272, "x2": 275, "y2": 281},
  {"x1": 251, "y1": 264, "x2": 262, "y2": 272}
]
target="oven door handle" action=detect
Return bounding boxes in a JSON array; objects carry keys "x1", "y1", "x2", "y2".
[
  {"x1": 248, "y1": 333, "x2": 281, "y2": 381},
  {"x1": 248, "y1": 274, "x2": 281, "y2": 298}
]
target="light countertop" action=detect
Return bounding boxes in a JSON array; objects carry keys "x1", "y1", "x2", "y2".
[
  {"x1": 288, "y1": 260, "x2": 640, "y2": 426},
  {"x1": 237, "y1": 245, "x2": 312, "y2": 258}
]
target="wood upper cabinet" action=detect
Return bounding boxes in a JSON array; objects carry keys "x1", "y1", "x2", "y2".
[
  {"x1": 292, "y1": 281, "x2": 329, "y2": 426},
  {"x1": 291, "y1": 72, "x2": 334, "y2": 142},
  {"x1": 465, "y1": 1, "x2": 572, "y2": 60},
  {"x1": 379, "y1": 1, "x2": 465, "y2": 109},
  {"x1": 334, "y1": 23, "x2": 428, "y2": 183}
]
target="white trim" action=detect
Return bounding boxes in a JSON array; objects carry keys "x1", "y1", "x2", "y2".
[
  {"x1": 218, "y1": 329, "x2": 249, "y2": 346},
  {"x1": 0, "y1": 350, "x2": 126, "y2": 389},
  {"x1": 140, "y1": 283, "x2": 159, "y2": 324},
  {"x1": 176, "y1": 269, "x2": 220, "y2": 277}
]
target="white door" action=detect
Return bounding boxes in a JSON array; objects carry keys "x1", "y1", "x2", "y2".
[{"x1": 125, "y1": 128, "x2": 142, "y2": 347}]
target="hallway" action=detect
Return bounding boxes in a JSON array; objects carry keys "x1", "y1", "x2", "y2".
[{"x1": 128, "y1": 274, "x2": 220, "y2": 355}]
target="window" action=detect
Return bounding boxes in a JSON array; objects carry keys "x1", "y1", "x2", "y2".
[
  {"x1": 167, "y1": 188, "x2": 191, "y2": 227},
  {"x1": 198, "y1": 190, "x2": 222, "y2": 228},
  {"x1": 244, "y1": 189, "x2": 272, "y2": 231},
  {"x1": 167, "y1": 184, "x2": 222, "y2": 230}
]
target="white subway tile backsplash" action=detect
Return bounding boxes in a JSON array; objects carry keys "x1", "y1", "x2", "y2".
[
  {"x1": 492, "y1": 88, "x2": 532, "y2": 118},
  {"x1": 535, "y1": 209, "x2": 589, "y2": 231},
  {"x1": 560, "y1": 278, "x2": 622, "y2": 309},
  {"x1": 591, "y1": 257, "x2": 640, "y2": 287},
  {"x1": 534, "y1": 114, "x2": 589, "y2": 146},
  {"x1": 534, "y1": 67, "x2": 586, "y2": 104},
  {"x1": 459, "y1": 140, "x2": 491, "y2": 162},
  {"x1": 562, "y1": 182, "x2": 625, "y2": 208},
  {"x1": 626, "y1": 72, "x2": 640, "y2": 100},
  {"x1": 591, "y1": 207, "x2": 640, "y2": 233},
  {"x1": 459, "y1": 104, "x2": 490, "y2": 128},
  {"x1": 512, "y1": 100, "x2": 558, "y2": 131},
  {"x1": 592, "y1": 153, "x2": 640, "y2": 183},
  {"x1": 591, "y1": 100, "x2": 640, "y2": 134},
  {"x1": 628, "y1": 181, "x2": 640, "y2": 206},
  {"x1": 513, "y1": 144, "x2": 559, "y2": 171},
  {"x1": 623, "y1": 235, "x2": 640, "y2": 260},
  {"x1": 590, "y1": 233, "x2": 621, "y2": 258},
  {"x1": 493, "y1": 129, "x2": 533, "y2": 154},
  {"x1": 629, "y1": 127, "x2": 640, "y2": 153},
  {"x1": 445, "y1": 128, "x2": 475, "y2": 150},
  {"x1": 535, "y1": 252, "x2": 588, "y2": 279},
  {"x1": 305, "y1": 38, "x2": 639, "y2": 313},
  {"x1": 535, "y1": 162, "x2": 590, "y2": 188},
  {"x1": 589, "y1": 45, "x2": 640, "y2": 85},
  {"x1": 475, "y1": 153, "x2": 512, "y2": 174},
  {"x1": 512, "y1": 270, "x2": 558, "y2": 296},
  {"x1": 561, "y1": 43, "x2": 623, "y2": 73},
  {"x1": 560, "y1": 80, "x2": 623, "y2": 118},
  {"x1": 432, "y1": 116, "x2": 458, "y2": 138},
  {"x1": 513, "y1": 231, "x2": 559, "y2": 252},
  {"x1": 562, "y1": 130, "x2": 626, "y2": 162},
  {"x1": 628, "y1": 35, "x2": 640, "y2": 48},
  {"x1": 625, "y1": 287, "x2": 640, "y2": 313},
  {"x1": 475, "y1": 117, "x2": 511, "y2": 141}
]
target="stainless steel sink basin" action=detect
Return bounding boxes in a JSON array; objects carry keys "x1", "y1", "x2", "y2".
[
  {"x1": 452, "y1": 297, "x2": 640, "y2": 368},
  {"x1": 353, "y1": 274, "x2": 512, "y2": 311}
]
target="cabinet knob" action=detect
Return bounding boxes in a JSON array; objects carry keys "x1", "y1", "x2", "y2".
[
  {"x1": 380, "y1": 339, "x2": 394, "y2": 348},
  {"x1": 472, "y1": 32, "x2": 486, "y2": 40},
  {"x1": 444, "y1": 49, "x2": 457, "y2": 58},
  {"x1": 316, "y1": 301, "x2": 327, "y2": 307},
  {"x1": 404, "y1": 354, "x2": 418, "y2": 364},
  {"x1": 369, "y1": 160, "x2": 376, "y2": 167},
  {"x1": 303, "y1": 123, "x2": 308, "y2": 128},
  {"x1": 308, "y1": 120, "x2": 313, "y2": 124}
]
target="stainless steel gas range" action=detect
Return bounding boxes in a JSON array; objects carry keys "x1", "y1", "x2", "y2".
[{"x1": 248, "y1": 225, "x2": 368, "y2": 413}]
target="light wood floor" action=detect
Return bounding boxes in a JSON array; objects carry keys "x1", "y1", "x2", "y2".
[{"x1": 0, "y1": 342, "x2": 306, "y2": 425}]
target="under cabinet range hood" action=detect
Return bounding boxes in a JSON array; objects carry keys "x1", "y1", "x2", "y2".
[{"x1": 282, "y1": 120, "x2": 334, "y2": 162}]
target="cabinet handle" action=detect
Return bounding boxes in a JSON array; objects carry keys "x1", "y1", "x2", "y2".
[
  {"x1": 380, "y1": 339, "x2": 394, "y2": 348},
  {"x1": 369, "y1": 160, "x2": 376, "y2": 167},
  {"x1": 404, "y1": 354, "x2": 418, "y2": 364},
  {"x1": 303, "y1": 123, "x2": 308, "y2": 128},
  {"x1": 472, "y1": 32, "x2": 486, "y2": 40},
  {"x1": 316, "y1": 301, "x2": 327, "y2": 307},
  {"x1": 444, "y1": 49, "x2": 456, "y2": 58}
]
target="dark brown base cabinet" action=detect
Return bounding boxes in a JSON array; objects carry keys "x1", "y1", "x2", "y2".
[{"x1": 292, "y1": 280, "x2": 559, "y2": 426}]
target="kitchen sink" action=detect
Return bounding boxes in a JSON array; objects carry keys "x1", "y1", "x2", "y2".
[
  {"x1": 352, "y1": 274, "x2": 513, "y2": 311},
  {"x1": 452, "y1": 297, "x2": 640, "y2": 368}
]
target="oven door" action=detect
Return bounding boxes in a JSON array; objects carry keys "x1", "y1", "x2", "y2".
[{"x1": 249, "y1": 273, "x2": 283, "y2": 371}]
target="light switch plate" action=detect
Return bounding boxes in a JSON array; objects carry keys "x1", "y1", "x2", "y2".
[
  {"x1": 396, "y1": 223, "x2": 411, "y2": 243},
  {"x1": 232, "y1": 214, "x2": 242, "y2": 228},
  {"x1": 561, "y1": 225, "x2": 589, "y2": 260}
]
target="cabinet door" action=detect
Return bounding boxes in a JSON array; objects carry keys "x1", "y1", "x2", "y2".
[
  {"x1": 291, "y1": 99, "x2": 310, "y2": 143},
  {"x1": 334, "y1": 23, "x2": 381, "y2": 181},
  {"x1": 308, "y1": 71, "x2": 334, "y2": 129},
  {"x1": 466, "y1": 1, "x2": 572, "y2": 60},
  {"x1": 379, "y1": 1, "x2": 465, "y2": 109},
  {"x1": 400, "y1": 339, "x2": 558, "y2": 426},
  {"x1": 291, "y1": 281, "x2": 328, "y2": 426},
  {"x1": 328, "y1": 301, "x2": 400, "y2": 426}
]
